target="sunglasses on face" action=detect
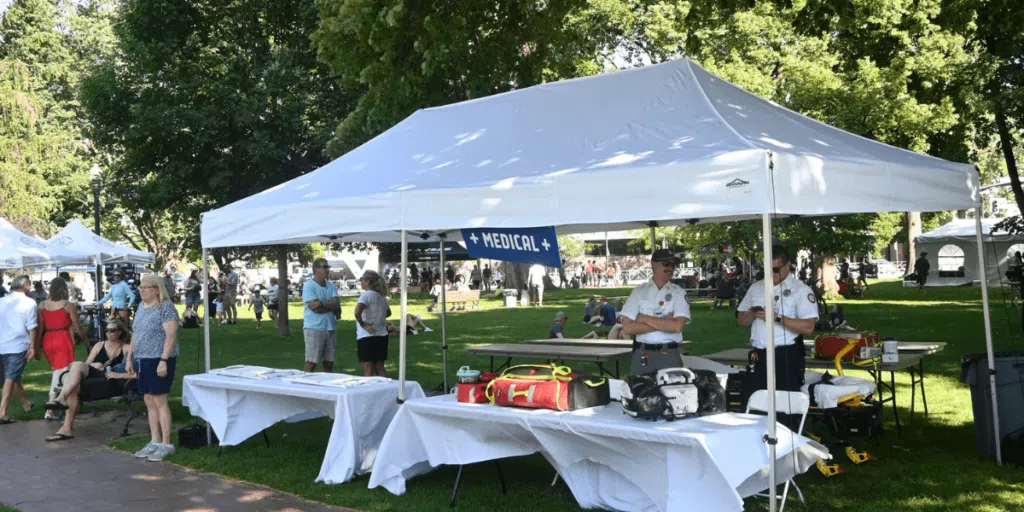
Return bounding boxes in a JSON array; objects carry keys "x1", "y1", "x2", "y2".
[
  {"x1": 317, "y1": 265, "x2": 330, "y2": 270},
  {"x1": 106, "y1": 328, "x2": 120, "y2": 333},
  {"x1": 656, "y1": 261, "x2": 678, "y2": 268}
]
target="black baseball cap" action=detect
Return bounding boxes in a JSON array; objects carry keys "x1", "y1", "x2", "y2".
[{"x1": 652, "y1": 249, "x2": 682, "y2": 264}]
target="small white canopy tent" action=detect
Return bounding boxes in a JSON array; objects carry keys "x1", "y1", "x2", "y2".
[
  {"x1": 0, "y1": 218, "x2": 92, "y2": 269},
  {"x1": 914, "y1": 218, "x2": 1021, "y2": 286},
  {"x1": 45, "y1": 219, "x2": 156, "y2": 265},
  {"x1": 201, "y1": 58, "x2": 998, "y2": 507}
]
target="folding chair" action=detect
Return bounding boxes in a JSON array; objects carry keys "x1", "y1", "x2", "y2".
[{"x1": 746, "y1": 389, "x2": 810, "y2": 512}]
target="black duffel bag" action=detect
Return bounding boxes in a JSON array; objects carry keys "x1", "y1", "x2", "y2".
[{"x1": 691, "y1": 369, "x2": 727, "y2": 415}]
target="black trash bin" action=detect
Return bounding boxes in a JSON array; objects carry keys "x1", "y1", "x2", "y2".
[{"x1": 960, "y1": 351, "x2": 1024, "y2": 465}]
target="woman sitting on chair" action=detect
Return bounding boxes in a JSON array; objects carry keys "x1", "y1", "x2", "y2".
[{"x1": 43, "y1": 317, "x2": 135, "y2": 442}]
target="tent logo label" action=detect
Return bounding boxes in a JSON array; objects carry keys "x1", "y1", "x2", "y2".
[
  {"x1": 92, "y1": 236, "x2": 118, "y2": 248},
  {"x1": 19, "y1": 236, "x2": 46, "y2": 248},
  {"x1": 726, "y1": 179, "x2": 749, "y2": 189},
  {"x1": 54, "y1": 236, "x2": 74, "y2": 247}
]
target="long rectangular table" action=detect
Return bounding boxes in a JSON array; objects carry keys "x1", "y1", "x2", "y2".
[
  {"x1": 702, "y1": 348, "x2": 931, "y2": 437},
  {"x1": 182, "y1": 372, "x2": 425, "y2": 484},
  {"x1": 368, "y1": 395, "x2": 830, "y2": 512},
  {"x1": 467, "y1": 343, "x2": 632, "y2": 377}
]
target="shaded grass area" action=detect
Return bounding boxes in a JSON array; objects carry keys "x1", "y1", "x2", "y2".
[{"x1": 17, "y1": 280, "x2": 1024, "y2": 511}]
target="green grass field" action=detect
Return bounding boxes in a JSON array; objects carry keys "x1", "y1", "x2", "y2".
[{"x1": 11, "y1": 279, "x2": 1024, "y2": 511}]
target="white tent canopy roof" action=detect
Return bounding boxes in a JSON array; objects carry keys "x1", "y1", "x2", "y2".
[
  {"x1": 0, "y1": 218, "x2": 92, "y2": 269},
  {"x1": 46, "y1": 219, "x2": 156, "y2": 265},
  {"x1": 915, "y1": 218, "x2": 1017, "y2": 244},
  {"x1": 201, "y1": 57, "x2": 977, "y2": 248}
]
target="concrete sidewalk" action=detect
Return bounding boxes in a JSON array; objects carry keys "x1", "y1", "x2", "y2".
[{"x1": 0, "y1": 412, "x2": 354, "y2": 512}]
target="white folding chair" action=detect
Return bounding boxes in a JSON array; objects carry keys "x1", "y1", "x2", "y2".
[{"x1": 746, "y1": 389, "x2": 810, "y2": 512}]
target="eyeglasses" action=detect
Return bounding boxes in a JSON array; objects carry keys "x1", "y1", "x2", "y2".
[
  {"x1": 772, "y1": 266, "x2": 783, "y2": 273},
  {"x1": 317, "y1": 265, "x2": 330, "y2": 270},
  {"x1": 655, "y1": 261, "x2": 678, "y2": 268},
  {"x1": 106, "y1": 328, "x2": 120, "y2": 333}
]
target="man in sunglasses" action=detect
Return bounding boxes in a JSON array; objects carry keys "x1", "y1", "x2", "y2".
[
  {"x1": 97, "y1": 269, "x2": 136, "y2": 322},
  {"x1": 620, "y1": 249, "x2": 690, "y2": 373},
  {"x1": 736, "y1": 245, "x2": 818, "y2": 409},
  {"x1": 302, "y1": 258, "x2": 340, "y2": 372}
]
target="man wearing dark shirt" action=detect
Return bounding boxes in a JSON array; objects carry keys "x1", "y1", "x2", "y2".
[
  {"x1": 549, "y1": 311, "x2": 568, "y2": 338},
  {"x1": 598, "y1": 297, "x2": 617, "y2": 326},
  {"x1": 914, "y1": 253, "x2": 930, "y2": 293}
]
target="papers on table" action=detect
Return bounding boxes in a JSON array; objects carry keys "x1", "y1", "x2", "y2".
[
  {"x1": 208, "y1": 365, "x2": 392, "y2": 388},
  {"x1": 282, "y1": 373, "x2": 391, "y2": 389},
  {"x1": 209, "y1": 365, "x2": 306, "y2": 380}
]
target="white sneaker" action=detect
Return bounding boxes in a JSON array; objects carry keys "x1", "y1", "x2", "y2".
[
  {"x1": 134, "y1": 442, "x2": 159, "y2": 458},
  {"x1": 147, "y1": 444, "x2": 175, "y2": 462},
  {"x1": 410, "y1": 329, "x2": 419, "y2": 335},
  {"x1": 424, "y1": 327, "x2": 433, "y2": 332},
  {"x1": 220, "y1": 320, "x2": 227, "y2": 325}
]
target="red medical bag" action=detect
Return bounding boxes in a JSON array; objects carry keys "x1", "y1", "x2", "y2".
[
  {"x1": 814, "y1": 331, "x2": 879, "y2": 361},
  {"x1": 485, "y1": 364, "x2": 610, "y2": 411},
  {"x1": 457, "y1": 372, "x2": 497, "y2": 404}
]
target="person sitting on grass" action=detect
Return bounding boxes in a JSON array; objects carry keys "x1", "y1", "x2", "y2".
[
  {"x1": 550, "y1": 312, "x2": 599, "y2": 340},
  {"x1": 44, "y1": 317, "x2": 135, "y2": 442},
  {"x1": 249, "y1": 291, "x2": 266, "y2": 330},
  {"x1": 711, "y1": 278, "x2": 737, "y2": 310},
  {"x1": 386, "y1": 313, "x2": 434, "y2": 336},
  {"x1": 582, "y1": 296, "x2": 598, "y2": 323}
]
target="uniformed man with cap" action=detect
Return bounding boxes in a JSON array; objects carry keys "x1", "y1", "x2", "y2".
[
  {"x1": 736, "y1": 244, "x2": 818, "y2": 403},
  {"x1": 620, "y1": 249, "x2": 690, "y2": 373}
]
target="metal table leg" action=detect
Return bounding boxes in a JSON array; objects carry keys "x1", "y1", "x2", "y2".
[{"x1": 889, "y1": 370, "x2": 902, "y2": 438}]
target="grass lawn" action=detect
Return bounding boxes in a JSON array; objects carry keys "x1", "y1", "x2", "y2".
[{"x1": 12, "y1": 279, "x2": 1024, "y2": 511}]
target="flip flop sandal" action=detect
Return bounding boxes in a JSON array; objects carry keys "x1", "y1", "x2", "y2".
[
  {"x1": 0, "y1": 418, "x2": 14, "y2": 425},
  {"x1": 45, "y1": 432, "x2": 74, "y2": 442},
  {"x1": 23, "y1": 401, "x2": 35, "y2": 413},
  {"x1": 44, "y1": 402, "x2": 69, "y2": 411}
]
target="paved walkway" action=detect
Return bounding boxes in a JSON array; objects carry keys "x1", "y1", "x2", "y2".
[{"x1": 0, "y1": 412, "x2": 354, "y2": 512}]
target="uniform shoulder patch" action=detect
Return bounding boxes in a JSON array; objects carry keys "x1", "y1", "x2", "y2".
[
  {"x1": 665, "y1": 293, "x2": 673, "y2": 302},
  {"x1": 807, "y1": 293, "x2": 816, "y2": 303}
]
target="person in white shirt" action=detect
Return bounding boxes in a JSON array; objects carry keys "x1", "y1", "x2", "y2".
[
  {"x1": 0, "y1": 275, "x2": 40, "y2": 423},
  {"x1": 527, "y1": 264, "x2": 547, "y2": 307},
  {"x1": 620, "y1": 250, "x2": 691, "y2": 373},
  {"x1": 266, "y1": 277, "x2": 280, "y2": 322},
  {"x1": 736, "y1": 244, "x2": 818, "y2": 407}
]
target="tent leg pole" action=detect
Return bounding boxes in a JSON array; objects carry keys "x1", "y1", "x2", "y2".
[
  {"x1": 202, "y1": 247, "x2": 212, "y2": 446},
  {"x1": 440, "y1": 236, "x2": 449, "y2": 393},
  {"x1": 398, "y1": 230, "x2": 408, "y2": 403},
  {"x1": 650, "y1": 225, "x2": 656, "y2": 257},
  {"x1": 974, "y1": 211, "x2": 1001, "y2": 464},
  {"x1": 761, "y1": 214, "x2": 778, "y2": 512}
]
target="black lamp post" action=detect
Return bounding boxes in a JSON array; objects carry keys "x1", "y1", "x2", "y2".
[{"x1": 90, "y1": 163, "x2": 103, "y2": 301}]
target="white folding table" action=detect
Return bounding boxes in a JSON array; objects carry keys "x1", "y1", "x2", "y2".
[
  {"x1": 183, "y1": 372, "x2": 425, "y2": 484},
  {"x1": 368, "y1": 395, "x2": 829, "y2": 512}
]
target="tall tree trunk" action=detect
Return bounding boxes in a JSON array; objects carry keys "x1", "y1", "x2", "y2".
[
  {"x1": 906, "y1": 212, "x2": 921, "y2": 275},
  {"x1": 276, "y1": 246, "x2": 290, "y2": 338},
  {"x1": 820, "y1": 256, "x2": 839, "y2": 297},
  {"x1": 501, "y1": 262, "x2": 530, "y2": 294},
  {"x1": 995, "y1": 105, "x2": 1024, "y2": 214}
]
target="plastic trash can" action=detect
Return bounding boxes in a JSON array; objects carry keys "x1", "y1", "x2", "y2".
[{"x1": 960, "y1": 351, "x2": 1024, "y2": 464}]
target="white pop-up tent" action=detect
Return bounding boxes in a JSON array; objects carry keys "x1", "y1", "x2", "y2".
[
  {"x1": 0, "y1": 218, "x2": 93, "y2": 269},
  {"x1": 45, "y1": 218, "x2": 156, "y2": 301},
  {"x1": 201, "y1": 58, "x2": 997, "y2": 507},
  {"x1": 46, "y1": 219, "x2": 156, "y2": 265},
  {"x1": 914, "y1": 218, "x2": 1022, "y2": 286}
]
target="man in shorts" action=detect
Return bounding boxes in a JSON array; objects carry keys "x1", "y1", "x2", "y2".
[
  {"x1": 302, "y1": 258, "x2": 340, "y2": 372},
  {"x1": 0, "y1": 275, "x2": 39, "y2": 424},
  {"x1": 222, "y1": 265, "x2": 240, "y2": 324}
]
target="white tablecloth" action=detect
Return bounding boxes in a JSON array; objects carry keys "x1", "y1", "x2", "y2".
[
  {"x1": 368, "y1": 395, "x2": 829, "y2": 512},
  {"x1": 183, "y1": 373, "x2": 425, "y2": 484}
]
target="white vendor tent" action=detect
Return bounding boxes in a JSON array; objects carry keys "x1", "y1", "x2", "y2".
[
  {"x1": 0, "y1": 218, "x2": 92, "y2": 269},
  {"x1": 201, "y1": 57, "x2": 999, "y2": 507},
  {"x1": 45, "y1": 219, "x2": 156, "y2": 265},
  {"x1": 914, "y1": 218, "x2": 1023, "y2": 286}
]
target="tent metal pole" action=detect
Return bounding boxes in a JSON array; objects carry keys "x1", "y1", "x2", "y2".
[
  {"x1": 650, "y1": 225, "x2": 656, "y2": 257},
  {"x1": 440, "y1": 235, "x2": 449, "y2": 393},
  {"x1": 398, "y1": 230, "x2": 408, "y2": 403},
  {"x1": 760, "y1": 212, "x2": 778, "y2": 512},
  {"x1": 202, "y1": 247, "x2": 212, "y2": 445},
  {"x1": 974, "y1": 210, "x2": 1001, "y2": 464}
]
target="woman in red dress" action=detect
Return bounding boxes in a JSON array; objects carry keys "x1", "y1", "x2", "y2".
[{"x1": 35, "y1": 278, "x2": 87, "y2": 419}]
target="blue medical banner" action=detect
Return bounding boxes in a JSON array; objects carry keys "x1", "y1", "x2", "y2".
[{"x1": 460, "y1": 226, "x2": 561, "y2": 268}]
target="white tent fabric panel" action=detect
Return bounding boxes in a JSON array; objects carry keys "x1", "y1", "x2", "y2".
[
  {"x1": 45, "y1": 219, "x2": 156, "y2": 265},
  {"x1": 201, "y1": 58, "x2": 978, "y2": 249},
  {"x1": 915, "y1": 218, "x2": 1024, "y2": 286}
]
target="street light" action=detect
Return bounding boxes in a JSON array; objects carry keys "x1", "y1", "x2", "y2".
[{"x1": 90, "y1": 163, "x2": 102, "y2": 301}]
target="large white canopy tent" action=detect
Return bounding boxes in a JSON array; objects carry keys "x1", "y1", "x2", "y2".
[
  {"x1": 0, "y1": 218, "x2": 92, "y2": 269},
  {"x1": 46, "y1": 219, "x2": 156, "y2": 266},
  {"x1": 44, "y1": 218, "x2": 156, "y2": 301},
  {"x1": 914, "y1": 217, "x2": 1021, "y2": 286},
  {"x1": 201, "y1": 57, "x2": 996, "y2": 507}
]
